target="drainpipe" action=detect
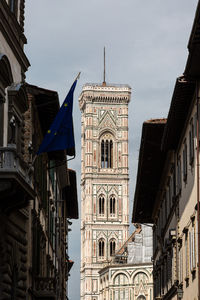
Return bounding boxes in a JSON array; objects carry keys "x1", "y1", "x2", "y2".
[{"x1": 196, "y1": 81, "x2": 200, "y2": 300}]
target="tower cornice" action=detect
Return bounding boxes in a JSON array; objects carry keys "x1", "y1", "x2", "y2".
[
  {"x1": 79, "y1": 83, "x2": 131, "y2": 110},
  {"x1": 82, "y1": 82, "x2": 131, "y2": 91}
]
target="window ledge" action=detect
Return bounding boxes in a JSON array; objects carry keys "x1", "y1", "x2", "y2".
[{"x1": 98, "y1": 257, "x2": 106, "y2": 261}]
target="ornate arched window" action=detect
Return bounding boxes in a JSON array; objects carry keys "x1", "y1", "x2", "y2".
[
  {"x1": 99, "y1": 239, "x2": 105, "y2": 257},
  {"x1": 114, "y1": 273, "x2": 128, "y2": 285},
  {"x1": 110, "y1": 196, "x2": 116, "y2": 215},
  {"x1": 110, "y1": 239, "x2": 116, "y2": 256},
  {"x1": 133, "y1": 272, "x2": 148, "y2": 285},
  {"x1": 99, "y1": 196, "x2": 105, "y2": 215},
  {"x1": 0, "y1": 54, "x2": 13, "y2": 147},
  {"x1": 101, "y1": 134, "x2": 113, "y2": 168},
  {"x1": 113, "y1": 273, "x2": 129, "y2": 300}
]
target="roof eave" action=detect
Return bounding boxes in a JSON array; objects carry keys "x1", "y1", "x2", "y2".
[
  {"x1": 161, "y1": 77, "x2": 196, "y2": 152},
  {"x1": 132, "y1": 121, "x2": 166, "y2": 223}
]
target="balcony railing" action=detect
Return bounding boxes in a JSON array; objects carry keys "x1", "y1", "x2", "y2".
[
  {"x1": 0, "y1": 146, "x2": 34, "y2": 210},
  {"x1": 0, "y1": 146, "x2": 33, "y2": 185},
  {"x1": 35, "y1": 277, "x2": 56, "y2": 292},
  {"x1": 32, "y1": 277, "x2": 56, "y2": 299}
]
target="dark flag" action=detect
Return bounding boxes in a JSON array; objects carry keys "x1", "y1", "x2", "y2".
[{"x1": 37, "y1": 80, "x2": 77, "y2": 156}]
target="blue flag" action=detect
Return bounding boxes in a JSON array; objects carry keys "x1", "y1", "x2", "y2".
[{"x1": 37, "y1": 80, "x2": 77, "y2": 156}]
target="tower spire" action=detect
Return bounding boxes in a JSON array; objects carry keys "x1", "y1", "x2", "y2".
[{"x1": 103, "y1": 47, "x2": 106, "y2": 86}]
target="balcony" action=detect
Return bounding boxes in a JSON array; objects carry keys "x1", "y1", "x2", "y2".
[
  {"x1": 0, "y1": 146, "x2": 35, "y2": 211},
  {"x1": 32, "y1": 277, "x2": 56, "y2": 299}
]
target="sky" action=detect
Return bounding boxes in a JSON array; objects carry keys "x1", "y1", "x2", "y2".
[{"x1": 24, "y1": 1, "x2": 197, "y2": 299}]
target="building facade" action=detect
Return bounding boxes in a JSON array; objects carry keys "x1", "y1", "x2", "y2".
[
  {"x1": 99, "y1": 224, "x2": 153, "y2": 300},
  {"x1": 0, "y1": 1, "x2": 78, "y2": 299},
  {"x1": 79, "y1": 82, "x2": 131, "y2": 299},
  {"x1": 25, "y1": 84, "x2": 79, "y2": 299},
  {"x1": 0, "y1": 1, "x2": 32, "y2": 298},
  {"x1": 133, "y1": 2, "x2": 200, "y2": 300}
]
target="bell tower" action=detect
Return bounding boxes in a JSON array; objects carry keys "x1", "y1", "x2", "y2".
[{"x1": 79, "y1": 81, "x2": 131, "y2": 300}]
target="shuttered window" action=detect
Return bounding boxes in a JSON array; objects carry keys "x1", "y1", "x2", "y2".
[
  {"x1": 167, "y1": 251, "x2": 172, "y2": 290},
  {"x1": 164, "y1": 192, "x2": 168, "y2": 221},
  {"x1": 179, "y1": 247, "x2": 183, "y2": 283},
  {"x1": 177, "y1": 157, "x2": 182, "y2": 194},
  {"x1": 189, "y1": 226, "x2": 196, "y2": 271},
  {"x1": 189, "y1": 120, "x2": 194, "y2": 165},
  {"x1": 185, "y1": 233, "x2": 189, "y2": 278},
  {"x1": 183, "y1": 142, "x2": 187, "y2": 182}
]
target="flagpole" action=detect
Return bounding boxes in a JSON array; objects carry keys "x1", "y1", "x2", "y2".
[
  {"x1": 48, "y1": 156, "x2": 75, "y2": 170},
  {"x1": 74, "y1": 72, "x2": 81, "y2": 82}
]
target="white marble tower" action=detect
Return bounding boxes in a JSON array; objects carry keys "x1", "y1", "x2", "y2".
[{"x1": 79, "y1": 81, "x2": 131, "y2": 300}]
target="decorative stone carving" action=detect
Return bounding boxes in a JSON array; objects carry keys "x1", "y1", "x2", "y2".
[{"x1": 80, "y1": 82, "x2": 131, "y2": 299}]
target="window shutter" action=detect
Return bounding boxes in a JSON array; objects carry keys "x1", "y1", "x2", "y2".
[
  {"x1": 192, "y1": 227, "x2": 196, "y2": 269},
  {"x1": 189, "y1": 232, "x2": 192, "y2": 271},
  {"x1": 185, "y1": 234, "x2": 189, "y2": 277},
  {"x1": 180, "y1": 248, "x2": 183, "y2": 282},
  {"x1": 196, "y1": 220, "x2": 198, "y2": 265}
]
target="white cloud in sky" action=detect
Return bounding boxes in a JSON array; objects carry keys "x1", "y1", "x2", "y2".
[{"x1": 24, "y1": 0, "x2": 197, "y2": 298}]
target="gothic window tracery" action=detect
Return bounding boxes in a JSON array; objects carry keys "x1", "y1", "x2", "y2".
[
  {"x1": 110, "y1": 195, "x2": 116, "y2": 215},
  {"x1": 110, "y1": 239, "x2": 116, "y2": 256},
  {"x1": 99, "y1": 195, "x2": 105, "y2": 215},
  {"x1": 99, "y1": 239, "x2": 105, "y2": 257},
  {"x1": 101, "y1": 133, "x2": 113, "y2": 168}
]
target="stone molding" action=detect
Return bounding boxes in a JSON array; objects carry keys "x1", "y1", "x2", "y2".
[{"x1": 0, "y1": 1, "x2": 30, "y2": 76}]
